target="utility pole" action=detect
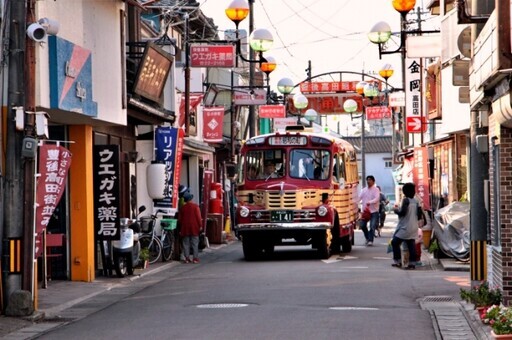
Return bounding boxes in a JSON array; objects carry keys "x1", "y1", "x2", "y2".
[
  {"x1": 3, "y1": 0, "x2": 30, "y2": 313},
  {"x1": 248, "y1": 0, "x2": 255, "y2": 137}
]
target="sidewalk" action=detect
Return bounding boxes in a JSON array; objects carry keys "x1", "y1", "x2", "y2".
[{"x1": 0, "y1": 219, "x2": 489, "y2": 340}]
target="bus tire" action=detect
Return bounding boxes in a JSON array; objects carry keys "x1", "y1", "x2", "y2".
[
  {"x1": 242, "y1": 235, "x2": 260, "y2": 261},
  {"x1": 330, "y1": 213, "x2": 341, "y2": 254},
  {"x1": 341, "y1": 235, "x2": 352, "y2": 253},
  {"x1": 317, "y1": 231, "x2": 330, "y2": 259}
]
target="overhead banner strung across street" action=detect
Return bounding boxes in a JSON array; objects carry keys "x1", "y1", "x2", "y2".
[{"x1": 203, "y1": 107, "x2": 225, "y2": 143}]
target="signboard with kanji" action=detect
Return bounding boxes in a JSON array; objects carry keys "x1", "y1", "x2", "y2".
[
  {"x1": 259, "y1": 105, "x2": 285, "y2": 118},
  {"x1": 190, "y1": 44, "x2": 235, "y2": 67},
  {"x1": 299, "y1": 80, "x2": 381, "y2": 93},
  {"x1": 365, "y1": 106, "x2": 391, "y2": 120}
]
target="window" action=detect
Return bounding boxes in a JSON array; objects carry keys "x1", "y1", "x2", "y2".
[
  {"x1": 245, "y1": 150, "x2": 285, "y2": 180},
  {"x1": 290, "y1": 149, "x2": 330, "y2": 180},
  {"x1": 385, "y1": 161, "x2": 393, "y2": 168}
]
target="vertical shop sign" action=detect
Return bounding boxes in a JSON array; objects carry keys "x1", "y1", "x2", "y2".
[
  {"x1": 35, "y1": 144, "x2": 72, "y2": 234},
  {"x1": 413, "y1": 147, "x2": 431, "y2": 210},
  {"x1": 154, "y1": 127, "x2": 184, "y2": 209},
  {"x1": 203, "y1": 107, "x2": 225, "y2": 143},
  {"x1": 93, "y1": 145, "x2": 121, "y2": 241},
  {"x1": 405, "y1": 59, "x2": 427, "y2": 133},
  {"x1": 201, "y1": 170, "x2": 213, "y2": 231}
]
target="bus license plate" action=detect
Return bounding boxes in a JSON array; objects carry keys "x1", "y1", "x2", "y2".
[{"x1": 271, "y1": 210, "x2": 293, "y2": 222}]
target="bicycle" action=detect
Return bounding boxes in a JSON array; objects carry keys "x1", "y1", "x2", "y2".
[
  {"x1": 138, "y1": 210, "x2": 177, "y2": 263},
  {"x1": 138, "y1": 212, "x2": 163, "y2": 264}
]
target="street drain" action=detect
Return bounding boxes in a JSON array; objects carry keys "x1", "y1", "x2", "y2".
[
  {"x1": 422, "y1": 296, "x2": 455, "y2": 303},
  {"x1": 196, "y1": 303, "x2": 250, "y2": 309}
]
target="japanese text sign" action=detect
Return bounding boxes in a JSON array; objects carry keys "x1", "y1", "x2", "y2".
[
  {"x1": 259, "y1": 105, "x2": 286, "y2": 118},
  {"x1": 35, "y1": 144, "x2": 72, "y2": 235},
  {"x1": 93, "y1": 145, "x2": 120, "y2": 241},
  {"x1": 154, "y1": 127, "x2": 184, "y2": 210},
  {"x1": 203, "y1": 107, "x2": 225, "y2": 143},
  {"x1": 190, "y1": 44, "x2": 235, "y2": 67}
]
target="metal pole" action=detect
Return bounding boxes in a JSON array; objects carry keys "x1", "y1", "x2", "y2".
[
  {"x1": 361, "y1": 110, "x2": 365, "y2": 182},
  {"x1": 184, "y1": 13, "x2": 190, "y2": 136},
  {"x1": 248, "y1": 0, "x2": 256, "y2": 137},
  {"x1": 4, "y1": 0, "x2": 28, "y2": 310}
]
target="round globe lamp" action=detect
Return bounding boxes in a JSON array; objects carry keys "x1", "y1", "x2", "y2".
[
  {"x1": 249, "y1": 28, "x2": 274, "y2": 52},
  {"x1": 356, "y1": 81, "x2": 368, "y2": 96},
  {"x1": 225, "y1": 0, "x2": 249, "y2": 28},
  {"x1": 379, "y1": 63, "x2": 394, "y2": 80},
  {"x1": 363, "y1": 83, "x2": 379, "y2": 99},
  {"x1": 343, "y1": 99, "x2": 358, "y2": 114},
  {"x1": 368, "y1": 21, "x2": 392, "y2": 44},
  {"x1": 304, "y1": 109, "x2": 318, "y2": 126},
  {"x1": 293, "y1": 94, "x2": 309, "y2": 124},
  {"x1": 392, "y1": 0, "x2": 416, "y2": 15},
  {"x1": 260, "y1": 56, "x2": 276, "y2": 75},
  {"x1": 277, "y1": 77, "x2": 294, "y2": 96}
]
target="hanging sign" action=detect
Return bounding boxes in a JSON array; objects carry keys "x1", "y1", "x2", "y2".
[
  {"x1": 259, "y1": 105, "x2": 286, "y2": 118},
  {"x1": 190, "y1": 44, "x2": 235, "y2": 67},
  {"x1": 154, "y1": 127, "x2": 184, "y2": 210},
  {"x1": 203, "y1": 107, "x2": 225, "y2": 143}
]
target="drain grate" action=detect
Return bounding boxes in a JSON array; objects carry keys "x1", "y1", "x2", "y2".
[
  {"x1": 422, "y1": 296, "x2": 455, "y2": 303},
  {"x1": 196, "y1": 303, "x2": 250, "y2": 309}
]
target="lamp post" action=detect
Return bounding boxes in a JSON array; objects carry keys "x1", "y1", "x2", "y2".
[
  {"x1": 304, "y1": 109, "x2": 318, "y2": 127},
  {"x1": 293, "y1": 94, "x2": 308, "y2": 125},
  {"x1": 343, "y1": 99, "x2": 362, "y2": 180},
  {"x1": 226, "y1": 0, "x2": 274, "y2": 138},
  {"x1": 277, "y1": 77, "x2": 294, "y2": 118}
]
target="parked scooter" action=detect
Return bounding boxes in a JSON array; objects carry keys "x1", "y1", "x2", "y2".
[{"x1": 112, "y1": 206, "x2": 146, "y2": 278}]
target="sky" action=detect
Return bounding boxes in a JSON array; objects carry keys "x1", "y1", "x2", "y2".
[
  {"x1": 197, "y1": 0, "x2": 438, "y2": 91},
  {"x1": 195, "y1": 0, "x2": 439, "y2": 134}
]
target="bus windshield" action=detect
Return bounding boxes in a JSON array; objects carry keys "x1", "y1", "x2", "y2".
[
  {"x1": 290, "y1": 149, "x2": 331, "y2": 180},
  {"x1": 245, "y1": 150, "x2": 285, "y2": 180}
]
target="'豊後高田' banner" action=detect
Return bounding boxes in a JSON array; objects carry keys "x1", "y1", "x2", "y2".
[
  {"x1": 35, "y1": 144, "x2": 72, "y2": 235},
  {"x1": 154, "y1": 127, "x2": 184, "y2": 210}
]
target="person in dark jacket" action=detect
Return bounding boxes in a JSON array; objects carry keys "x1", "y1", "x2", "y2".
[{"x1": 178, "y1": 192, "x2": 203, "y2": 263}]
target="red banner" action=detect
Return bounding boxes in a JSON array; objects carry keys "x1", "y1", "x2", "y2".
[
  {"x1": 259, "y1": 105, "x2": 286, "y2": 118},
  {"x1": 172, "y1": 128, "x2": 185, "y2": 208},
  {"x1": 413, "y1": 147, "x2": 431, "y2": 210},
  {"x1": 203, "y1": 107, "x2": 225, "y2": 143},
  {"x1": 35, "y1": 144, "x2": 72, "y2": 235},
  {"x1": 365, "y1": 106, "x2": 391, "y2": 120}
]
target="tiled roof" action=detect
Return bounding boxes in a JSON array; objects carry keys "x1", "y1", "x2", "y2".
[{"x1": 343, "y1": 136, "x2": 392, "y2": 154}]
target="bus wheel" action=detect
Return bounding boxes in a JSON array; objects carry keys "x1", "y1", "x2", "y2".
[
  {"x1": 341, "y1": 235, "x2": 352, "y2": 253},
  {"x1": 316, "y1": 231, "x2": 331, "y2": 259},
  {"x1": 242, "y1": 236, "x2": 260, "y2": 261}
]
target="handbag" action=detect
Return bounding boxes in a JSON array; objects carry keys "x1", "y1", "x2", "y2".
[
  {"x1": 361, "y1": 207, "x2": 371, "y2": 222},
  {"x1": 198, "y1": 232, "x2": 207, "y2": 250}
]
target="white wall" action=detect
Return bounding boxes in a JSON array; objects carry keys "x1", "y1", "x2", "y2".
[
  {"x1": 35, "y1": 0, "x2": 126, "y2": 125},
  {"x1": 365, "y1": 152, "x2": 396, "y2": 195}
]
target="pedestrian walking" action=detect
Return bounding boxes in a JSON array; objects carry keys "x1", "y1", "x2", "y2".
[
  {"x1": 178, "y1": 192, "x2": 203, "y2": 264},
  {"x1": 377, "y1": 186, "x2": 389, "y2": 236},
  {"x1": 391, "y1": 182, "x2": 423, "y2": 269},
  {"x1": 358, "y1": 175, "x2": 380, "y2": 246}
]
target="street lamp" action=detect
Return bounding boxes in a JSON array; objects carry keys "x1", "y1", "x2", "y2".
[
  {"x1": 343, "y1": 99, "x2": 363, "y2": 180},
  {"x1": 304, "y1": 108, "x2": 318, "y2": 127},
  {"x1": 293, "y1": 93, "x2": 308, "y2": 125},
  {"x1": 225, "y1": 0, "x2": 274, "y2": 138},
  {"x1": 277, "y1": 77, "x2": 294, "y2": 110}
]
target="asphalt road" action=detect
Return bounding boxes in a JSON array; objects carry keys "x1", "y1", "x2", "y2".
[{"x1": 35, "y1": 226, "x2": 468, "y2": 340}]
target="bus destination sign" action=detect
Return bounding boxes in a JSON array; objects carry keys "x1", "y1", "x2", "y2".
[{"x1": 268, "y1": 136, "x2": 307, "y2": 146}]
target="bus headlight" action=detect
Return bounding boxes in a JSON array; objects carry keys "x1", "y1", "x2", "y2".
[
  {"x1": 317, "y1": 206, "x2": 328, "y2": 217},
  {"x1": 240, "y1": 206, "x2": 250, "y2": 218}
]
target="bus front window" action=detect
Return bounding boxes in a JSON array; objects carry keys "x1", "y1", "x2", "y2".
[
  {"x1": 245, "y1": 150, "x2": 285, "y2": 180},
  {"x1": 290, "y1": 149, "x2": 331, "y2": 180}
]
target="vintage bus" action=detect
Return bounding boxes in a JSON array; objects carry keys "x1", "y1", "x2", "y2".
[{"x1": 234, "y1": 126, "x2": 360, "y2": 260}]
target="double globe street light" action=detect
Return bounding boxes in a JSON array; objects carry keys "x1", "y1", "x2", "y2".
[{"x1": 226, "y1": 0, "x2": 275, "y2": 137}]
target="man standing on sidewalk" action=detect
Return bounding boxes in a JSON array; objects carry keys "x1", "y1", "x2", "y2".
[{"x1": 358, "y1": 175, "x2": 380, "y2": 246}]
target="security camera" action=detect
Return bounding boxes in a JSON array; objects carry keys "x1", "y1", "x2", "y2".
[
  {"x1": 26, "y1": 23, "x2": 46, "y2": 42},
  {"x1": 26, "y1": 18, "x2": 60, "y2": 42}
]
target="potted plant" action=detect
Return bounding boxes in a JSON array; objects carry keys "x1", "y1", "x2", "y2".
[
  {"x1": 484, "y1": 305, "x2": 512, "y2": 339},
  {"x1": 139, "y1": 248, "x2": 150, "y2": 269},
  {"x1": 460, "y1": 281, "x2": 502, "y2": 318},
  {"x1": 428, "y1": 239, "x2": 439, "y2": 258}
]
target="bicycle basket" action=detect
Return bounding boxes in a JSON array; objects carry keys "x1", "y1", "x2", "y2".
[
  {"x1": 161, "y1": 218, "x2": 177, "y2": 231},
  {"x1": 140, "y1": 216, "x2": 154, "y2": 233}
]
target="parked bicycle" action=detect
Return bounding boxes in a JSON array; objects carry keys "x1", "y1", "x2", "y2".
[{"x1": 138, "y1": 210, "x2": 177, "y2": 264}]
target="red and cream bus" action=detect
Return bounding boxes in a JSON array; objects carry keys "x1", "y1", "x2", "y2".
[{"x1": 235, "y1": 126, "x2": 360, "y2": 260}]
